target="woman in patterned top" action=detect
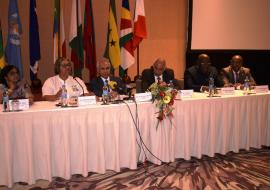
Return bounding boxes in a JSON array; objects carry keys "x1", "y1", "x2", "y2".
[{"x1": 0, "y1": 65, "x2": 33, "y2": 104}]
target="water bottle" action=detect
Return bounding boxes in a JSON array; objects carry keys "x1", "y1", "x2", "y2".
[
  {"x1": 102, "y1": 84, "x2": 110, "y2": 104},
  {"x1": 243, "y1": 76, "x2": 250, "y2": 95},
  {"x1": 61, "y1": 84, "x2": 68, "y2": 107},
  {"x1": 168, "y1": 80, "x2": 174, "y2": 89},
  {"x1": 2, "y1": 88, "x2": 9, "y2": 112},
  {"x1": 208, "y1": 77, "x2": 214, "y2": 97}
]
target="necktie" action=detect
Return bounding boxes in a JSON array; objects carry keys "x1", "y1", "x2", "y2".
[
  {"x1": 105, "y1": 79, "x2": 108, "y2": 85},
  {"x1": 157, "y1": 76, "x2": 161, "y2": 83},
  {"x1": 235, "y1": 73, "x2": 238, "y2": 83}
]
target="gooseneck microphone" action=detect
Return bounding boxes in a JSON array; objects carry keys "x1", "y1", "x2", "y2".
[{"x1": 73, "y1": 77, "x2": 85, "y2": 96}]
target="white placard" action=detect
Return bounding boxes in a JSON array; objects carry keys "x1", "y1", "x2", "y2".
[
  {"x1": 221, "y1": 87, "x2": 235, "y2": 95},
  {"x1": 77, "y1": 96, "x2": 96, "y2": 106},
  {"x1": 134, "y1": 92, "x2": 152, "y2": 102},
  {"x1": 255, "y1": 85, "x2": 269, "y2": 93},
  {"x1": 179, "y1": 90, "x2": 193, "y2": 98},
  {"x1": 8, "y1": 99, "x2": 29, "y2": 111}
]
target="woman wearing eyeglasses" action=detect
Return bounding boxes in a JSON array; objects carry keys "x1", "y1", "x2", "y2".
[
  {"x1": 42, "y1": 57, "x2": 92, "y2": 101},
  {"x1": 0, "y1": 65, "x2": 34, "y2": 104}
]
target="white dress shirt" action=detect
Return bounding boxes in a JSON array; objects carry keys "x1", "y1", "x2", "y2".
[{"x1": 42, "y1": 75, "x2": 89, "y2": 98}]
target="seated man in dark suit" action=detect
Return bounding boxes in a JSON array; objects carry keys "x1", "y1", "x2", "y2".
[
  {"x1": 89, "y1": 58, "x2": 126, "y2": 97},
  {"x1": 141, "y1": 58, "x2": 180, "y2": 92},
  {"x1": 184, "y1": 54, "x2": 223, "y2": 92},
  {"x1": 221, "y1": 55, "x2": 256, "y2": 89}
]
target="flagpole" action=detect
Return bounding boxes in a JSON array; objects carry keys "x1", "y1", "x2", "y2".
[
  {"x1": 137, "y1": 46, "x2": 139, "y2": 76},
  {"x1": 58, "y1": 0, "x2": 61, "y2": 57},
  {"x1": 134, "y1": 45, "x2": 141, "y2": 81}
]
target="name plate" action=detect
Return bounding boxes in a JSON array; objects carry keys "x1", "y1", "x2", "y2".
[
  {"x1": 8, "y1": 99, "x2": 29, "y2": 111},
  {"x1": 134, "y1": 92, "x2": 152, "y2": 102},
  {"x1": 78, "y1": 96, "x2": 96, "y2": 106},
  {"x1": 221, "y1": 87, "x2": 235, "y2": 95},
  {"x1": 255, "y1": 85, "x2": 269, "y2": 93},
  {"x1": 179, "y1": 90, "x2": 193, "y2": 98}
]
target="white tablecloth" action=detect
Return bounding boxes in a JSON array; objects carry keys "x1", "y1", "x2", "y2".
[{"x1": 0, "y1": 92, "x2": 269, "y2": 187}]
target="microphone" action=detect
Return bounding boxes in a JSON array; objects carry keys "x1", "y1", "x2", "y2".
[{"x1": 73, "y1": 77, "x2": 85, "y2": 96}]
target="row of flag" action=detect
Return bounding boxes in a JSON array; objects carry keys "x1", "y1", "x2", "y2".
[{"x1": 0, "y1": 0, "x2": 147, "y2": 82}]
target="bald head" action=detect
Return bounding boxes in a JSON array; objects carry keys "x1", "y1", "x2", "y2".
[
  {"x1": 197, "y1": 54, "x2": 211, "y2": 75},
  {"x1": 98, "y1": 58, "x2": 111, "y2": 79},
  {"x1": 197, "y1": 54, "x2": 210, "y2": 65},
  {"x1": 153, "y1": 58, "x2": 166, "y2": 76},
  {"x1": 230, "y1": 55, "x2": 243, "y2": 72}
]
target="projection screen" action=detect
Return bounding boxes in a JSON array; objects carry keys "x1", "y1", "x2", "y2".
[{"x1": 190, "y1": 0, "x2": 270, "y2": 50}]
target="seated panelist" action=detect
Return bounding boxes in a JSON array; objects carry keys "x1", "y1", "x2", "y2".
[
  {"x1": 184, "y1": 54, "x2": 223, "y2": 92},
  {"x1": 141, "y1": 58, "x2": 180, "y2": 92},
  {"x1": 89, "y1": 58, "x2": 127, "y2": 98},
  {"x1": 221, "y1": 55, "x2": 256, "y2": 89},
  {"x1": 0, "y1": 65, "x2": 34, "y2": 104},
  {"x1": 42, "y1": 57, "x2": 92, "y2": 101}
]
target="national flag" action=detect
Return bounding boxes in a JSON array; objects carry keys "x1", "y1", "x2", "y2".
[
  {"x1": 0, "y1": 20, "x2": 6, "y2": 72},
  {"x1": 69, "y1": 0, "x2": 84, "y2": 77},
  {"x1": 83, "y1": 0, "x2": 96, "y2": 80},
  {"x1": 120, "y1": 0, "x2": 134, "y2": 77},
  {"x1": 104, "y1": 0, "x2": 121, "y2": 70},
  {"x1": 29, "y1": 0, "x2": 41, "y2": 80},
  {"x1": 53, "y1": 0, "x2": 66, "y2": 64},
  {"x1": 133, "y1": 0, "x2": 147, "y2": 50},
  {"x1": 5, "y1": 0, "x2": 23, "y2": 77}
]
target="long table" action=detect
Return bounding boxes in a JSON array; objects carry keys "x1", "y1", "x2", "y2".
[{"x1": 0, "y1": 91, "x2": 269, "y2": 187}]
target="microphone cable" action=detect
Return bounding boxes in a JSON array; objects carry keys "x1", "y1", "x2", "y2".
[
  {"x1": 123, "y1": 100, "x2": 160, "y2": 187},
  {"x1": 123, "y1": 100, "x2": 165, "y2": 164}
]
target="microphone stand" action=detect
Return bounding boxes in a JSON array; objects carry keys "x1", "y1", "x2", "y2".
[{"x1": 73, "y1": 77, "x2": 85, "y2": 96}]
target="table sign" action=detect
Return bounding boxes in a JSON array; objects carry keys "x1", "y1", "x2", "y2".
[
  {"x1": 255, "y1": 85, "x2": 269, "y2": 93},
  {"x1": 78, "y1": 96, "x2": 96, "y2": 106},
  {"x1": 8, "y1": 99, "x2": 29, "y2": 111},
  {"x1": 179, "y1": 90, "x2": 193, "y2": 98},
  {"x1": 134, "y1": 92, "x2": 152, "y2": 102},
  {"x1": 221, "y1": 87, "x2": 235, "y2": 95}
]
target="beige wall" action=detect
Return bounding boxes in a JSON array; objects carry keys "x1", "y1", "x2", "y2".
[{"x1": 0, "y1": 0, "x2": 187, "y2": 83}]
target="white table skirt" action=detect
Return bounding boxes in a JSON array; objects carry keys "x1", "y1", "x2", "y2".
[{"x1": 0, "y1": 92, "x2": 269, "y2": 187}]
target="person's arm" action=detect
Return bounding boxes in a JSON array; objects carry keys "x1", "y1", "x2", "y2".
[
  {"x1": 247, "y1": 69, "x2": 256, "y2": 86},
  {"x1": 42, "y1": 78, "x2": 62, "y2": 101},
  {"x1": 184, "y1": 70, "x2": 202, "y2": 92},
  {"x1": 116, "y1": 78, "x2": 127, "y2": 95},
  {"x1": 141, "y1": 70, "x2": 151, "y2": 92},
  {"x1": 43, "y1": 89, "x2": 62, "y2": 101},
  {"x1": 220, "y1": 69, "x2": 232, "y2": 87},
  {"x1": 89, "y1": 78, "x2": 102, "y2": 97}
]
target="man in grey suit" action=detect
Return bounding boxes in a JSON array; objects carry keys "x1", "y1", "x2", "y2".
[
  {"x1": 89, "y1": 59, "x2": 126, "y2": 97},
  {"x1": 221, "y1": 55, "x2": 256, "y2": 89}
]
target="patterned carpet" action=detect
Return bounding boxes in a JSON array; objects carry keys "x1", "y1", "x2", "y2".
[{"x1": 1, "y1": 146, "x2": 270, "y2": 190}]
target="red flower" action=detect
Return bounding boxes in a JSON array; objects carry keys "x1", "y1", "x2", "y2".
[
  {"x1": 159, "y1": 91, "x2": 165, "y2": 97},
  {"x1": 168, "y1": 99, "x2": 174, "y2": 106}
]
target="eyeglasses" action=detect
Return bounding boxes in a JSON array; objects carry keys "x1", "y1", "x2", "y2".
[
  {"x1": 60, "y1": 64, "x2": 71, "y2": 68},
  {"x1": 8, "y1": 71, "x2": 19, "y2": 76}
]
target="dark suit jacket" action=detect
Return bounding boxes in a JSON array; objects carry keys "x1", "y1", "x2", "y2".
[
  {"x1": 141, "y1": 67, "x2": 180, "y2": 92},
  {"x1": 184, "y1": 65, "x2": 223, "y2": 92},
  {"x1": 221, "y1": 66, "x2": 256, "y2": 86},
  {"x1": 89, "y1": 76, "x2": 127, "y2": 97}
]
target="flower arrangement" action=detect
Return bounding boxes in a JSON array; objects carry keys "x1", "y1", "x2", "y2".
[
  {"x1": 108, "y1": 81, "x2": 117, "y2": 90},
  {"x1": 148, "y1": 81, "x2": 178, "y2": 121}
]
